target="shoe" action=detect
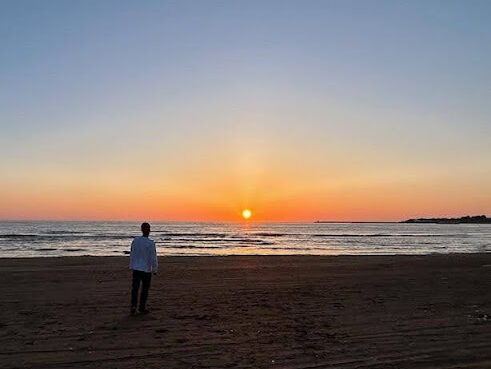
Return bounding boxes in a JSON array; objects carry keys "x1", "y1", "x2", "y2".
[
  {"x1": 139, "y1": 307, "x2": 150, "y2": 314},
  {"x1": 130, "y1": 306, "x2": 137, "y2": 316}
]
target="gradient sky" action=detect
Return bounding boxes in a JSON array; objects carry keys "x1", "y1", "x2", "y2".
[{"x1": 1, "y1": 0, "x2": 490, "y2": 221}]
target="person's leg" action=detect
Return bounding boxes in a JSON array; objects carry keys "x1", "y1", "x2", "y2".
[
  {"x1": 139, "y1": 272, "x2": 152, "y2": 311},
  {"x1": 131, "y1": 270, "x2": 141, "y2": 311}
]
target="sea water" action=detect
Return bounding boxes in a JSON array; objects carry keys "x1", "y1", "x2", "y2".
[{"x1": 0, "y1": 221, "x2": 489, "y2": 257}]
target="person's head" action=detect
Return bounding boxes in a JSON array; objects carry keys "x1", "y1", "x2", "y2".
[{"x1": 141, "y1": 222, "x2": 151, "y2": 237}]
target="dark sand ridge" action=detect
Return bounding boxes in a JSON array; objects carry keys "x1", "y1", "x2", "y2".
[{"x1": 0, "y1": 254, "x2": 490, "y2": 369}]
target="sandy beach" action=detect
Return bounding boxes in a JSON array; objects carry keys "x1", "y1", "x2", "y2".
[{"x1": 0, "y1": 254, "x2": 490, "y2": 369}]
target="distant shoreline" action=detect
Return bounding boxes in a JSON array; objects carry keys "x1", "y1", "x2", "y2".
[
  {"x1": 315, "y1": 215, "x2": 491, "y2": 224},
  {"x1": 401, "y1": 215, "x2": 491, "y2": 224}
]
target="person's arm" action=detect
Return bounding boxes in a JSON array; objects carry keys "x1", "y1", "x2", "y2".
[
  {"x1": 129, "y1": 240, "x2": 134, "y2": 269},
  {"x1": 151, "y1": 241, "x2": 158, "y2": 274}
]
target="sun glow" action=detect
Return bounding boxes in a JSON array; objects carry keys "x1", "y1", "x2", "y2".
[{"x1": 242, "y1": 209, "x2": 252, "y2": 220}]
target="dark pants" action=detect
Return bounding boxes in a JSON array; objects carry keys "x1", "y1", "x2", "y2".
[{"x1": 131, "y1": 270, "x2": 152, "y2": 309}]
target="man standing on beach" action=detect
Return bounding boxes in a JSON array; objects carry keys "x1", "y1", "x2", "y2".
[{"x1": 129, "y1": 222, "x2": 158, "y2": 315}]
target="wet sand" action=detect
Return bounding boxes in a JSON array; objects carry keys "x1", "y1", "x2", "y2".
[{"x1": 0, "y1": 254, "x2": 490, "y2": 368}]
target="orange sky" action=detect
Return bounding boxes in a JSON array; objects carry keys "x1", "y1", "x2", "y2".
[
  {"x1": 1, "y1": 155, "x2": 489, "y2": 221},
  {"x1": 1, "y1": 111, "x2": 490, "y2": 221}
]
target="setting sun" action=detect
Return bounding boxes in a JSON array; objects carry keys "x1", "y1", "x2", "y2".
[{"x1": 242, "y1": 209, "x2": 252, "y2": 220}]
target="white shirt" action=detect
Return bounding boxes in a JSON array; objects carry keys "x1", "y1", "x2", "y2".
[{"x1": 129, "y1": 236, "x2": 158, "y2": 273}]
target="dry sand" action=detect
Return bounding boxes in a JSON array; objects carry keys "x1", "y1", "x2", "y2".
[{"x1": 0, "y1": 254, "x2": 490, "y2": 369}]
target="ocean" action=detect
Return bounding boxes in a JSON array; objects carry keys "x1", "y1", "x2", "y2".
[{"x1": 0, "y1": 221, "x2": 490, "y2": 258}]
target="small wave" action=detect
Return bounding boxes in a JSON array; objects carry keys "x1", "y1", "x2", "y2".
[
  {"x1": 229, "y1": 238, "x2": 274, "y2": 244},
  {"x1": 253, "y1": 241, "x2": 275, "y2": 245},
  {"x1": 0, "y1": 234, "x2": 38, "y2": 238},
  {"x1": 0, "y1": 234, "x2": 133, "y2": 241},
  {"x1": 156, "y1": 232, "x2": 227, "y2": 238},
  {"x1": 64, "y1": 248, "x2": 85, "y2": 252},
  {"x1": 46, "y1": 231, "x2": 86, "y2": 234},
  {"x1": 264, "y1": 246, "x2": 321, "y2": 251},
  {"x1": 251, "y1": 232, "x2": 286, "y2": 237},
  {"x1": 38, "y1": 248, "x2": 58, "y2": 251},
  {"x1": 162, "y1": 245, "x2": 223, "y2": 249},
  {"x1": 158, "y1": 238, "x2": 275, "y2": 245},
  {"x1": 311, "y1": 233, "x2": 449, "y2": 238},
  {"x1": 159, "y1": 238, "x2": 232, "y2": 243},
  {"x1": 87, "y1": 234, "x2": 134, "y2": 240}
]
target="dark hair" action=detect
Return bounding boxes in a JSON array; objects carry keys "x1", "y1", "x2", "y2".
[{"x1": 141, "y1": 222, "x2": 151, "y2": 235}]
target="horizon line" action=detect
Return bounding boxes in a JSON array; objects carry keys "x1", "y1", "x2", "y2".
[
  {"x1": 0, "y1": 215, "x2": 487, "y2": 223},
  {"x1": 0, "y1": 218, "x2": 403, "y2": 223}
]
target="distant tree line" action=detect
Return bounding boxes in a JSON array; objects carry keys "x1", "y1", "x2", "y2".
[{"x1": 401, "y1": 215, "x2": 490, "y2": 224}]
